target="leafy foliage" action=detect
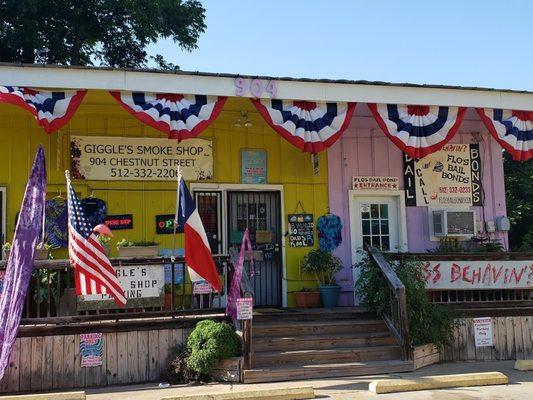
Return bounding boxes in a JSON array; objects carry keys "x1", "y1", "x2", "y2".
[
  {"x1": 504, "y1": 152, "x2": 533, "y2": 250},
  {"x1": 161, "y1": 343, "x2": 207, "y2": 384},
  {"x1": 300, "y1": 248, "x2": 342, "y2": 286},
  {"x1": 355, "y1": 251, "x2": 456, "y2": 347},
  {"x1": 116, "y1": 238, "x2": 158, "y2": 248},
  {"x1": 0, "y1": 0, "x2": 206, "y2": 68},
  {"x1": 186, "y1": 320, "x2": 241, "y2": 375}
]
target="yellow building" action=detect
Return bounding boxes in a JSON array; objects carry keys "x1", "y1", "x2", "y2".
[{"x1": 0, "y1": 89, "x2": 328, "y2": 307}]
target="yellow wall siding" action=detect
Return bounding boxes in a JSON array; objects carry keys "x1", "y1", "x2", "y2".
[{"x1": 0, "y1": 91, "x2": 328, "y2": 305}]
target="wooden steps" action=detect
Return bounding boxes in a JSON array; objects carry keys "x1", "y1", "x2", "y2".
[
  {"x1": 242, "y1": 307, "x2": 413, "y2": 383},
  {"x1": 243, "y1": 359, "x2": 414, "y2": 383}
]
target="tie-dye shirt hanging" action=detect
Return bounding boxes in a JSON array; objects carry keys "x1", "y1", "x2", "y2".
[{"x1": 317, "y1": 213, "x2": 343, "y2": 252}]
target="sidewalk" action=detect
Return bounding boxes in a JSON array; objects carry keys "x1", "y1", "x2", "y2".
[{"x1": 84, "y1": 360, "x2": 532, "y2": 400}]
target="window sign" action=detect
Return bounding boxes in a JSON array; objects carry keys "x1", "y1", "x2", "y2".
[
  {"x1": 104, "y1": 214, "x2": 133, "y2": 230},
  {"x1": 236, "y1": 298, "x2": 253, "y2": 320},
  {"x1": 241, "y1": 149, "x2": 267, "y2": 184}
]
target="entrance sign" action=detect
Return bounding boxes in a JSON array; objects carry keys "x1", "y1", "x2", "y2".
[
  {"x1": 403, "y1": 143, "x2": 482, "y2": 206},
  {"x1": 352, "y1": 176, "x2": 399, "y2": 191},
  {"x1": 241, "y1": 149, "x2": 267, "y2": 184},
  {"x1": 236, "y1": 298, "x2": 253, "y2": 320},
  {"x1": 473, "y1": 318, "x2": 493, "y2": 347},
  {"x1": 78, "y1": 265, "x2": 164, "y2": 310},
  {"x1": 423, "y1": 260, "x2": 533, "y2": 290},
  {"x1": 80, "y1": 333, "x2": 103, "y2": 367},
  {"x1": 70, "y1": 136, "x2": 213, "y2": 181},
  {"x1": 104, "y1": 214, "x2": 133, "y2": 230},
  {"x1": 288, "y1": 214, "x2": 314, "y2": 247}
]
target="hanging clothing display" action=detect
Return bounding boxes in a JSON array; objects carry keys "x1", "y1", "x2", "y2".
[
  {"x1": 0, "y1": 86, "x2": 86, "y2": 133},
  {"x1": 80, "y1": 197, "x2": 107, "y2": 228},
  {"x1": 45, "y1": 198, "x2": 68, "y2": 248},
  {"x1": 316, "y1": 213, "x2": 343, "y2": 252}
]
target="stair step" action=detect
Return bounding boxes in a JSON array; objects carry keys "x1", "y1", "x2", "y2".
[
  {"x1": 253, "y1": 307, "x2": 375, "y2": 322},
  {"x1": 252, "y1": 345, "x2": 402, "y2": 367},
  {"x1": 253, "y1": 331, "x2": 396, "y2": 351},
  {"x1": 253, "y1": 319, "x2": 388, "y2": 337},
  {"x1": 243, "y1": 359, "x2": 414, "y2": 383}
]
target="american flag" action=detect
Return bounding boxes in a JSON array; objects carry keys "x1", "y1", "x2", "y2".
[{"x1": 66, "y1": 173, "x2": 126, "y2": 307}]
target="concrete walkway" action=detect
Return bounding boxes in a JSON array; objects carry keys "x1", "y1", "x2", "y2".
[{"x1": 85, "y1": 361, "x2": 532, "y2": 400}]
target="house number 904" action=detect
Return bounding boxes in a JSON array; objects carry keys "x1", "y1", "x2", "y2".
[{"x1": 234, "y1": 77, "x2": 277, "y2": 98}]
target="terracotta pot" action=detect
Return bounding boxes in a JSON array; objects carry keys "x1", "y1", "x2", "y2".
[
  {"x1": 118, "y1": 245, "x2": 159, "y2": 257},
  {"x1": 295, "y1": 291, "x2": 320, "y2": 308}
]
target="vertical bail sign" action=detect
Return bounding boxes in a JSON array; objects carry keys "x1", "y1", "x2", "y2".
[{"x1": 403, "y1": 143, "x2": 482, "y2": 207}]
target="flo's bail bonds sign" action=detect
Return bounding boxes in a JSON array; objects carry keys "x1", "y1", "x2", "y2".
[
  {"x1": 423, "y1": 260, "x2": 533, "y2": 290},
  {"x1": 71, "y1": 136, "x2": 213, "y2": 181},
  {"x1": 403, "y1": 143, "x2": 482, "y2": 206}
]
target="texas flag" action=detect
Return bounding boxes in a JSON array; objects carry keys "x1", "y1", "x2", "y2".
[{"x1": 177, "y1": 178, "x2": 222, "y2": 292}]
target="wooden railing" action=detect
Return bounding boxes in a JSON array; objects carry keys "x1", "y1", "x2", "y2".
[
  {"x1": 368, "y1": 246, "x2": 411, "y2": 360},
  {"x1": 239, "y1": 261, "x2": 255, "y2": 370},
  {"x1": 0, "y1": 255, "x2": 232, "y2": 327}
]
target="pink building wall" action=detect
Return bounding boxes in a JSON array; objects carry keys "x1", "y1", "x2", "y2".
[{"x1": 327, "y1": 107, "x2": 508, "y2": 305}]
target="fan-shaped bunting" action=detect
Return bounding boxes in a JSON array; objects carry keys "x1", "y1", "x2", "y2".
[
  {"x1": 476, "y1": 108, "x2": 533, "y2": 161},
  {"x1": 0, "y1": 86, "x2": 86, "y2": 133},
  {"x1": 110, "y1": 91, "x2": 227, "y2": 141},
  {"x1": 251, "y1": 99, "x2": 356, "y2": 153},
  {"x1": 368, "y1": 103, "x2": 467, "y2": 159}
]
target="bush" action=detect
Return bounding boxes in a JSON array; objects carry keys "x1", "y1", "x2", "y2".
[
  {"x1": 186, "y1": 320, "x2": 241, "y2": 375},
  {"x1": 161, "y1": 343, "x2": 207, "y2": 384},
  {"x1": 300, "y1": 248, "x2": 342, "y2": 286},
  {"x1": 355, "y1": 251, "x2": 456, "y2": 347}
]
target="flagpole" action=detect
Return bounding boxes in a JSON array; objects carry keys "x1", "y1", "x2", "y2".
[{"x1": 170, "y1": 166, "x2": 182, "y2": 311}]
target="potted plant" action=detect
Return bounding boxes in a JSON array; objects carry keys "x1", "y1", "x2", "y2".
[
  {"x1": 34, "y1": 242, "x2": 52, "y2": 260},
  {"x1": 2, "y1": 242, "x2": 11, "y2": 260},
  {"x1": 294, "y1": 287, "x2": 320, "y2": 308},
  {"x1": 98, "y1": 235, "x2": 111, "y2": 256},
  {"x1": 117, "y1": 238, "x2": 159, "y2": 257},
  {"x1": 300, "y1": 248, "x2": 342, "y2": 308}
]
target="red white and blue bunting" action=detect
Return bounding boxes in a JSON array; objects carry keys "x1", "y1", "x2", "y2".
[
  {"x1": 476, "y1": 108, "x2": 533, "y2": 162},
  {"x1": 368, "y1": 103, "x2": 467, "y2": 159},
  {"x1": 110, "y1": 91, "x2": 227, "y2": 141},
  {"x1": 0, "y1": 86, "x2": 86, "y2": 133},
  {"x1": 251, "y1": 99, "x2": 356, "y2": 153}
]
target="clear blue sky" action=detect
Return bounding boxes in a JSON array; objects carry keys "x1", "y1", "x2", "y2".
[{"x1": 147, "y1": 0, "x2": 533, "y2": 91}]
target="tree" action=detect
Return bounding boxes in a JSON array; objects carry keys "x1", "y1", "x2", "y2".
[
  {"x1": 0, "y1": 0, "x2": 206, "y2": 68},
  {"x1": 503, "y1": 152, "x2": 533, "y2": 250}
]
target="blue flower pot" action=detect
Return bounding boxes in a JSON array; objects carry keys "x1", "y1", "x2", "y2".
[{"x1": 319, "y1": 285, "x2": 341, "y2": 308}]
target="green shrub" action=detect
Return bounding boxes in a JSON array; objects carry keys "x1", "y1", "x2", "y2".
[
  {"x1": 186, "y1": 320, "x2": 241, "y2": 375},
  {"x1": 355, "y1": 251, "x2": 456, "y2": 347},
  {"x1": 161, "y1": 343, "x2": 207, "y2": 384},
  {"x1": 300, "y1": 248, "x2": 342, "y2": 285}
]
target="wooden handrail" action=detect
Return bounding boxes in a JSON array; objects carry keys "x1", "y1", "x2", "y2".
[{"x1": 368, "y1": 246, "x2": 411, "y2": 360}]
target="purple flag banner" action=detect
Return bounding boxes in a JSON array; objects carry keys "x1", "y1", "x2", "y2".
[
  {"x1": 226, "y1": 228, "x2": 253, "y2": 322},
  {"x1": 0, "y1": 146, "x2": 46, "y2": 380}
]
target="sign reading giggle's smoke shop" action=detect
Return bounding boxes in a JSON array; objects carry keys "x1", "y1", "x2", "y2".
[
  {"x1": 403, "y1": 143, "x2": 482, "y2": 207},
  {"x1": 70, "y1": 136, "x2": 213, "y2": 181}
]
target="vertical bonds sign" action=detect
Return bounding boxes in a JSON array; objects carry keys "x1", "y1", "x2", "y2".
[
  {"x1": 403, "y1": 143, "x2": 482, "y2": 206},
  {"x1": 70, "y1": 136, "x2": 213, "y2": 181}
]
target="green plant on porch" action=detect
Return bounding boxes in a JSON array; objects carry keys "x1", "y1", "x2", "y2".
[
  {"x1": 161, "y1": 343, "x2": 208, "y2": 384},
  {"x1": 116, "y1": 238, "x2": 159, "y2": 248},
  {"x1": 300, "y1": 248, "x2": 342, "y2": 286},
  {"x1": 354, "y1": 251, "x2": 456, "y2": 347},
  {"x1": 186, "y1": 319, "x2": 241, "y2": 376}
]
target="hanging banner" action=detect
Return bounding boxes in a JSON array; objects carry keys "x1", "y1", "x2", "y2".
[
  {"x1": 80, "y1": 333, "x2": 103, "y2": 367},
  {"x1": 403, "y1": 143, "x2": 482, "y2": 206},
  {"x1": 70, "y1": 136, "x2": 213, "y2": 181},
  {"x1": 423, "y1": 260, "x2": 533, "y2": 290},
  {"x1": 77, "y1": 265, "x2": 164, "y2": 310}
]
